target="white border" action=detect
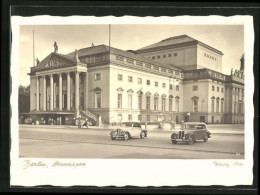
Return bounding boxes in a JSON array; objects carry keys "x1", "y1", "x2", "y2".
[{"x1": 11, "y1": 16, "x2": 254, "y2": 186}]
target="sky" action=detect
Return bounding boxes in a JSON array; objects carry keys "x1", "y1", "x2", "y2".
[{"x1": 19, "y1": 25, "x2": 244, "y2": 86}]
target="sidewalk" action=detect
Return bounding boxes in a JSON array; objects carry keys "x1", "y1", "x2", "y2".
[{"x1": 20, "y1": 124, "x2": 244, "y2": 135}]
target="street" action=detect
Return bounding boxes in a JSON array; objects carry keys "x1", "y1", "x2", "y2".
[{"x1": 19, "y1": 125, "x2": 244, "y2": 159}]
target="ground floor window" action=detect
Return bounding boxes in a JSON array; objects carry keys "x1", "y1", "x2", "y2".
[
  {"x1": 128, "y1": 114, "x2": 132, "y2": 121},
  {"x1": 95, "y1": 92, "x2": 101, "y2": 108},
  {"x1": 193, "y1": 99, "x2": 198, "y2": 112},
  {"x1": 146, "y1": 115, "x2": 150, "y2": 122},
  {"x1": 138, "y1": 115, "x2": 141, "y2": 121}
]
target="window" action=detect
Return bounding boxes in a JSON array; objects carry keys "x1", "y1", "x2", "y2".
[
  {"x1": 162, "y1": 83, "x2": 166, "y2": 88},
  {"x1": 137, "y1": 78, "x2": 142, "y2": 84},
  {"x1": 154, "y1": 97, "x2": 158, "y2": 110},
  {"x1": 127, "y1": 59, "x2": 134, "y2": 64},
  {"x1": 154, "y1": 115, "x2": 158, "y2": 121},
  {"x1": 221, "y1": 87, "x2": 224, "y2": 93},
  {"x1": 138, "y1": 115, "x2": 141, "y2": 121},
  {"x1": 136, "y1": 61, "x2": 143, "y2": 66},
  {"x1": 128, "y1": 114, "x2": 132, "y2": 121},
  {"x1": 211, "y1": 99, "x2": 215, "y2": 113},
  {"x1": 221, "y1": 100, "x2": 224, "y2": 113},
  {"x1": 163, "y1": 54, "x2": 166, "y2": 58},
  {"x1": 169, "y1": 98, "x2": 173, "y2": 111},
  {"x1": 192, "y1": 85, "x2": 198, "y2": 91},
  {"x1": 212, "y1": 85, "x2": 215, "y2": 91},
  {"x1": 145, "y1": 64, "x2": 151, "y2": 68},
  {"x1": 157, "y1": 55, "x2": 161, "y2": 59},
  {"x1": 155, "y1": 81, "x2": 158, "y2": 87},
  {"x1": 146, "y1": 96, "x2": 150, "y2": 110},
  {"x1": 168, "y1": 54, "x2": 172, "y2": 57},
  {"x1": 153, "y1": 65, "x2": 159, "y2": 70},
  {"x1": 216, "y1": 98, "x2": 220, "y2": 113},
  {"x1": 118, "y1": 114, "x2": 122, "y2": 121},
  {"x1": 128, "y1": 94, "x2": 132, "y2": 109},
  {"x1": 95, "y1": 92, "x2": 101, "y2": 108},
  {"x1": 162, "y1": 97, "x2": 166, "y2": 111},
  {"x1": 147, "y1": 80, "x2": 150, "y2": 86},
  {"x1": 138, "y1": 95, "x2": 142, "y2": 110},
  {"x1": 193, "y1": 99, "x2": 198, "y2": 112},
  {"x1": 176, "y1": 85, "x2": 179, "y2": 91},
  {"x1": 217, "y1": 87, "x2": 219, "y2": 92},
  {"x1": 175, "y1": 99, "x2": 179, "y2": 112},
  {"x1": 174, "y1": 53, "x2": 177, "y2": 56},
  {"x1": 152, "y1": 56, "x2": 155, "y2": 59},
  {"x1": 118, "y1": 74, "x2": 123, "y2": 81},
  {"x1": 169, "y1": 84, "x2": 173, "y2": 90},
  {"x1": 117, "y1": 93, "x2": 122, "y2": 109},
  {"x1": 95, "y1": 73, "x2": 101, "y2": 81},
  {"x1": 146, "y1": 115, "x2": 150, "y2": 122},
  {"x1": 128, "y1": 76, "x2": 133, "y2": 83},
  {"x1": 238, "y1": 102, "x2": 242, "y2": 114},
  {"x1": 161, "y1": 68, "x2": 166, "y2": 72},
  {"x1": 116, "y1": 55, "x2": 124, "y2": 61}
]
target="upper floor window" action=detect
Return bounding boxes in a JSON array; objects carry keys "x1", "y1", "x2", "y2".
[
  {"x1": 153, "y1": 65, "x2": 159, "y2": 70},
  {"x1": 163, "y1": 54, "x2": 166, "y2": 58},
  {"x1": 146, "y1": 96, "x2": 150, "y2": 110},
  {"x1": 118, "y1": 74, "x2": 123, "y2": 81},
  {"x1": 128, "y1": 94, "x2": 133, "y2": 109},
  {"x1": 192, "y1": 85, "x2": 198, "y2": 91},
  {"x1": 95, "y1": 92, "x2": 101, "y2": 109},
  {"x1": 169, "y1": 84, "x2": 173, "y2": 90},
  {"x1": 154, "y1": 97, "x2": 158, "y2": 111},
  {"x1": 116, "y1": 55, "x2": 124, "y2": 61},
  {"x1": 117, "y1": 93, "x2": 122, "y2": 109},
  {"x1": 217, "y1": 87, "x2": 219, "y2": 92},
  {"x1": 128, "y1": 76, "x2": 133, "y2": 83},
  {"x1": 176, "y1": 85, "x2": 179, "y2": 91},
  {"x1": 95, "y1": 73, "x2": 101, "y2": 81},
  {"x1": 157, "y1": 55, "x2": 161, "y2": 59},
  {"x1": 193, "y1": 99, "x2": 198, "y2": 112},
  {"x1": 152, "y1": 56, "x2": 155, "y2": 59},
  {"x1": 126, "y1": 58, "x2": 134, "y2": 64},
  {"x1": 168, "y1": 54, "x2": 172, "y2": 57},
  {"x1": 162, "y1": 83, "x2": 166, "y2": 88},
  {"x1": 212, "y1": 85, "x2": 215, "y2": 91},
  {"x1": 155, "y1": 81, "x2": 158, "y2": 87},
  {"x1": 147, "y1": 80, "x2": 150, "y2": 86},
  {"x1": 145, "y1": 64, "x2": 151, "y2": 69},
  {"x1": 169, "y1": 98, "x2": 173, "y2": 111},
  {"x1": 221, "y1": 87, "x2": 224, "y2": 93},
  {"x1": 174, "y1": 53, "x2": 177, "y2": 57},
  {"x1": 162, "y1": 97, "x2": 166, "y2": 111}
]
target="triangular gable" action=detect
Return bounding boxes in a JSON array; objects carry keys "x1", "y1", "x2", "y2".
[
  {"x1": 117, "y1": 87, "x2": 124, "y2": 92},
  {"x1": 32, "y1": 52, "x2": 78, "y2": 72},
  {"x1": 127, "y1": 89, "x2": 134, "y2": 93}
]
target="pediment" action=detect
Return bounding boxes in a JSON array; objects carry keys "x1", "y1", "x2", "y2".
[{"x1": 33, "y1": 52, "x2": 77, "y2": 71}]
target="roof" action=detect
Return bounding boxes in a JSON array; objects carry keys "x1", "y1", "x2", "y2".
[
  {"x1": 66, "y1": 44, "x2": 182, "y2": 71},
  {"x1": 136, "y1": 34, "x2": 223, "y2": 55},
  {"x1": 183, "y1": 122, "x2": 207, "y2": 125}
]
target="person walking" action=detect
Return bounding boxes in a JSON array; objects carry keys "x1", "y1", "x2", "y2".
[
  {"x1": 85, "y1": 118, "x2": 89, "y2": 128},
  {"x1": 170, "y1": 120, "x2": 176, "y2": 130}
]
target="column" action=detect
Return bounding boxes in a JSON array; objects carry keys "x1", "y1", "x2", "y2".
[
  {"x1": 43, "y1": 75, "x2": 46, "y2": 111},
  {"x1": 84, "y1": 72, "x2": 88, "y2": 110},
  {"x1": 50, "y1": 74, "x2": 54, "y2": 111},
  {"x1": 67, "y1": 72, "x2": 70, "y2": 110},
  {"x1": 36, "y1": 76, "x2": 39, "y2": 111},
  {"x1": 75, "y1": 71, "x2": 80, "y2": 117},
  {"x1": 59, "y1": 73, "x2": 63, "y2": 110}
]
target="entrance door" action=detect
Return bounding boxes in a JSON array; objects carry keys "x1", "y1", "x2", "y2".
[
  {"x1": 200, "y1": 116, "x2": 205, "y2": 123},
  {"x1": 64, "y1": 94, "x2": 67, "y2": 109},
  {"x1": 184, "y1": 116, "x2": 189, "y2": 122}
]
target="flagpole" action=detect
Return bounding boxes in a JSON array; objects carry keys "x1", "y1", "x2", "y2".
[
  {"x1": 109, "y1": 24, "x2": 111, "y2": 54},
  {"x1": 33, "y1": 30, "x2": 35, "y2": 67}
]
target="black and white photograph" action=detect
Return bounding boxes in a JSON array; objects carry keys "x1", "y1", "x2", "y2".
[{"x1": 10, "y1": 16, "x2": 254, "y2": 187}]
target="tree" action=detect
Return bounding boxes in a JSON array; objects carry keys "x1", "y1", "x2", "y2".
[{"x1": 18, "y1": 85, "x2": 30, "y2": 114}]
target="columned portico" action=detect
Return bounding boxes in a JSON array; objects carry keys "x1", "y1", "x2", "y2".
[
  {"x1": 75, "y1": 71, "x2": 80, "y2": 117},
  {"x1": 50, "y1": 74, "x2": 54, "y2": 111},
  {"x1": 36, "y1": 76, "x2": 39, "y2": 111},
  {"x1": 43, "y1": 75, "x2": 46, "y2": 111},
  {"x1": 59, "y1": 73, "x2": 63, "y2": 110},
  {"x1": 84, "y1": 72, "x2": 88, "y2": 110},
  {"x1": 67, "y1": 72, "x2": 71, "y2": 111}
]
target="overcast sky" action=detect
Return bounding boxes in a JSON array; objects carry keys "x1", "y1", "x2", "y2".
[{"x1": 19, "y1": 25, "x2": 244, "y2": 86}]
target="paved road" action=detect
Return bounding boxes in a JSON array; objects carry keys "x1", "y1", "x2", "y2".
[{"x1": 19, "y1": 125, "x2": 244, "y2": 159}]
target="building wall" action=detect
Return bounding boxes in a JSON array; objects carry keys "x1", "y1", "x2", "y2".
[
  {"x1": 197, "y1": 45, "x2": 222, "y2": 73},
  {"x1": 140, "y1": 45, "x2": 197, "y2": 70},
  {"x1": 30, "y1": 77, "x2": 36, "y2": 111}
]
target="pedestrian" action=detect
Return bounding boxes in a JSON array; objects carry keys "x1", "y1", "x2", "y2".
[
  {"x1": 170, "y1": 120, "x2": 175, "y2": 130},
  {"x1": 85, "y1": 118, "x2": 89, "y2": 128},
  {"x1": 145, "y1": 121, "x2": 147, "y2": 130}
]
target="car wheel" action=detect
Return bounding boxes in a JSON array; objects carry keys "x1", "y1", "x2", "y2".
[
  {"x1": 140, "y1": 131, "x2": 146, "y2": 139},
  {"x1": 171, "y1": 140, "x2": 177, "y2": 144},
  {"x1": 203, "y1": 134, "x2": 208, "y2": 142},
  {"x1": 111, "y1": 136, "x2": 115, "y2": 140},
  {"x1": 188, "y1": 135, "x2": 194, "y2": 145},
  {"x1": 123, "y1": 133, "x2": 129, "y2": 140}
]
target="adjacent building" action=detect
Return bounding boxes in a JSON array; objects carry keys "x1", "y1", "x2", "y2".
[{"x1": 25, "y1": 35, "x2": 244, "y2": 125}]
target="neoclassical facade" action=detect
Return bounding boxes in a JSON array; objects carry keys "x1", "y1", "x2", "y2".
[{"x1": 25, "y1": 35, "x2": 244, "y2": 125}]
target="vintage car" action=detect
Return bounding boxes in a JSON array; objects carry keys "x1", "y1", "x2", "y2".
[
  {"x1": 110, "y1": 122, "x2": 148, "y2": 140},
  {"x1": 170, "y1": 122, "x2": 211, "y2": 145}
]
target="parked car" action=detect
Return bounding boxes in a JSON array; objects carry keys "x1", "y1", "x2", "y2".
[
  {"x1": 110, "y1": 122, "x2": 148, "y2": 140},
  {"x1": 170, "y1": 122, "x2": 211, "y2": 145}
]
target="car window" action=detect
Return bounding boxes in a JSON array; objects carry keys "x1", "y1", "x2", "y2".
[
  {"x1": 183, "y1": 124, "x2": 196, "y2": 130},
  {"x1": 133, "y1": 123, "x2": 141, "y2": 127}
]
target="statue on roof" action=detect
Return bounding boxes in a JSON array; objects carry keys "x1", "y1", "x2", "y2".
[
  {"x1": 53, "y1": 41, "x2": 58, "y2": 53},
  {"x1": 74, "y1": 49, "x2": 80, "y2": 62},
  {"x1": 91, "y1": 43, "x2": 94, "y2": 47},
  {"x1": 36, "y1": 58, "x2": 40, "y2": 65},
  {"x1": 231, "y1": 68, "x2": 233, "y2": 75}
]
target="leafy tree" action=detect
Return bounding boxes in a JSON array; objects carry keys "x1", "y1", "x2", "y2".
[{"x1": 18, "y1": 85, "x2": 30, "y2": 114}]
